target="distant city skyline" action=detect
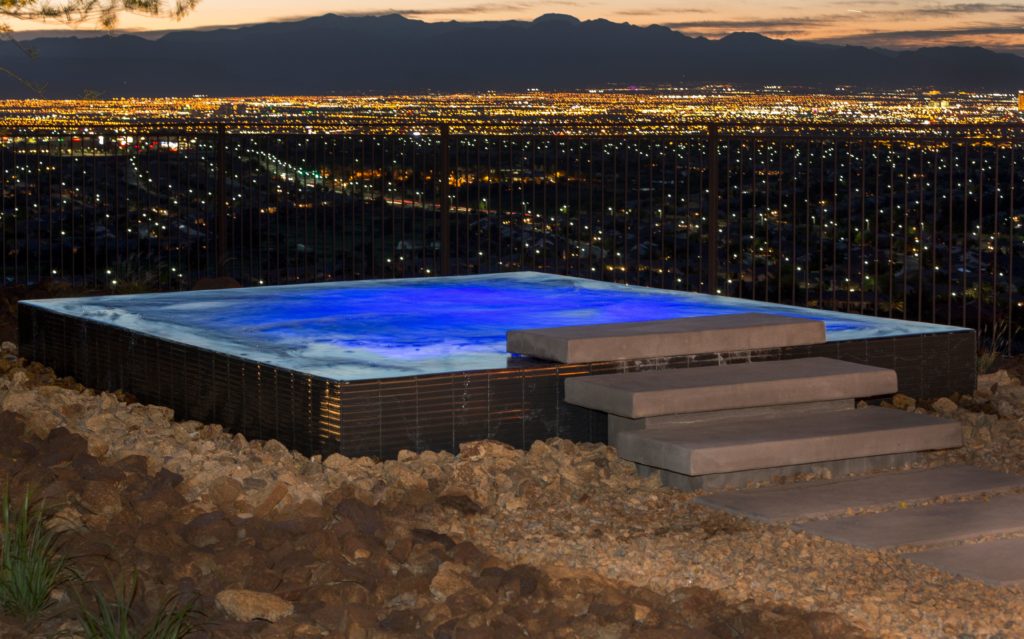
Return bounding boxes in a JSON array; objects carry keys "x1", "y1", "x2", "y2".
[{"x1": 4, "y1": 0, "x2": 1024, "y2": 55}]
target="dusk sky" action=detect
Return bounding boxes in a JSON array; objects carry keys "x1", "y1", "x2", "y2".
[{"x1": 7, "y1": 0, "x2": 1024, "y2": 54}]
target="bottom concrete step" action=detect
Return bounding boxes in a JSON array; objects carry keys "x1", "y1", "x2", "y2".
[
  {"x1": 695, "y1": 465, "x2": 1024, "y2": 522},
  {"x1": 795, "y1": 493, "x2": 1024, "y2": 550},
  {"x1": 637, "y1": 452, "x2": 923, "y2": 492},
  {"x1": 904, "y1": 537, "x2": 1024, "y2": 586},
  {"x1": 614, "y1": 406, "x2": 961, "y2": 476}
]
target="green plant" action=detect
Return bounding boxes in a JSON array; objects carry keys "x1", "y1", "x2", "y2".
[
  {"x1": 978, "y1": 318, "x2": 1020, "y2": 374},
  {"x1": 0, "y1": 485, "x2": 72, "y2": 620},
  {"x1": 77, "y1": 575, "x2": 199, "y2": 639}
]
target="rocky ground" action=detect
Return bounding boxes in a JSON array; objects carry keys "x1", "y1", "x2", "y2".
[
  {"x1": 0, "y1": 348, "x2": 1022, "y2": 638},
  {"x1": 0, "y1": 351, "x2": 865, "y2": 638}
]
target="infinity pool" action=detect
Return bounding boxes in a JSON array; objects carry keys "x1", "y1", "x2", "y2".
[{"x1": 26, "y1": 272, "x2": 961, "y2": 381}]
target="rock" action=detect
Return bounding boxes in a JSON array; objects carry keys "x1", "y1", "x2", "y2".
[
  {"x1": 978, "y1": 369, "x2": 1014, "y2": 390},
  {"x1": 379, "y1": 609, "x2": 422, "y2": 633},
  {"x1": 1, "y1": 341, "x2": 18, "y2": 356},
  {"x1": 891, "y1": 393, "x2": 916, "y2": 411},
  {"x1": 0, "y1": 410, "x2": 26, "y2": 442},
  {"x1": 206, "y1": 476, "x2": 243, "y2": 507},
  {"x1": 253, "y1": 482, "x2": 290, "y2": 516},
  {"x1": 442, "y1": 462, "x2": 495, "y2": 511},
  {"x1": 930, "y1": 397, "x2": 958, "y2": 416},
  {"x1": 182, "y1": 511, "x2": 235, "y2": 549},
  {"x1": 38, "y1": 427, "x2": 88, "y2": 466},
  {"x1": 323, "y1": 453, "x2": 350, "y2": 471},
  {"x1": 47, "y1": 506, "x2": 84, "y2": 533},
  {"x1": 459, "y1": 440, "x2": 522, "y2": 462},
  {"x1": 962, "y1": 411, "x2": 993, "y2": 428},
  {"x1": 993, "y1": 399, "x2": 1019, "y2": 419},
  {"x1": 438, "y1": 492, "x2": 483, "y2": 514},
  {"x1": 383, "y1": 460, "x2": 429, "y2": 492},
  {"x1": 215, "y1": 589, "x2": 294, "y2": 622},
  {"x1": 132, "y1": 482, "x2": 187, "y2": 521},
  {"x1": 340, "y1": 603, "x2": 379, "y2": 638},
  {"x1": 996, "y1": 384, "x2": 1024, "y2": 404},
  {"x1": 2, "y1": 390, "x2": 61, "y2": 438},
  {"x1": 430, "y1": 562, "x2": 473, "y2": 600},
  {"x1": 341, "y1": 534, "x2": 376, "y2": 562},
  {"x1": 78, "y1": 480, "x2": 124, "y2": 517},
  {"x1": 500, "y1": 565, "x2": 544, "y2": 599},
  {"x1": 263, "y1": 439, "x2": 290, "y2": 458},
  {"x1": 86, "y1": 437, "x2": 110, "y2": 458},
  {"x1": 333, "y1": 498, "x2": 385, "y2": 537},
  {"x1": 71, "y1": 454, "x2": 124, "y2": 482}
]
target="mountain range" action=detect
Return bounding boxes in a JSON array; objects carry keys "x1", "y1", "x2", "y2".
[{"x1": 0, "y1": 13, "x2": 1022, "y2": 98}]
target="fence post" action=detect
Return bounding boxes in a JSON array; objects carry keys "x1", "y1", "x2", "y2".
[
  {"x1": 215, "y1": 123, "x2": 228, "y2": 278},
  {"x1": 706, "y1": 124, "x2": 720, "y2": 295},
  {"x1": 439, "y1": 123, "x2": 451, "y2": 276}
]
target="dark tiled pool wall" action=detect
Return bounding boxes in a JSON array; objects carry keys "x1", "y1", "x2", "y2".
[{"x1": 20, "y1": 304, "x2": 976, "y2": 459}]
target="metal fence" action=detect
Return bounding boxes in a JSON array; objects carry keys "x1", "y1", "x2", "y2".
[{"x1": 2, "y1": 121, "x2": 1022, "y2": 351}]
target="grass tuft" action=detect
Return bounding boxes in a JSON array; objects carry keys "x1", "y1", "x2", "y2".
[
  {"x1": 77, "y1": 575, "x2": 199, "y2": 639},
  {"x1": 0, "y1": 485, "x2": 71, "y2": 621},
  {"x1": 978, "y1": 318, "x2": 1019, "y2": 374}
]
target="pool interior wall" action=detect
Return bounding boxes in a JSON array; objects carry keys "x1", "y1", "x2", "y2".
[{"x1": 19, "y1": 274, "x2": 976, "y2": 459}]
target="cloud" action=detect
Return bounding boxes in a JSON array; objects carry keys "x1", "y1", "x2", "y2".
[
  {"x1": 613, "y1": 7, "x2": 711, "y2": 17},
  {"x1": 919, "y1": 3, "x2": 1024, "y2": 14},
  {"x1": 662, "y1": 18, "x2": 833, "y2": 30},
  {"x1": 316, "y1": 2, "x2": 584, "y2": 19},
  {"x1": 819, "y1": 23, "x2": 1024, "y2": 43}
]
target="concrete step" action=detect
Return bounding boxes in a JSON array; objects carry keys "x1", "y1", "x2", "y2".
[
  {"x1": 904, "y1": 537, "x2": 1024, "y2": 587},
  {"x1": 564, "y1": 357, "x2": 897, "y2": 418},
  {"x1": 507, "y1": 313, "x2": 825, "y2": 363},
  {"x1": 612, "y1": 406, "x2": 960, "y2": 476},
  {"x1": 638, "y1": 453, "x2": 924, "y2": 492},
  {"x1": 609, "y1": 399, "x2": 854, "y2": 440},
  {"x1": 795, "y1": 492, "x2": 1024, "y2": 550},
  {"x1": 695, "y1": 465, "x2": 1024, "y2": 522}
]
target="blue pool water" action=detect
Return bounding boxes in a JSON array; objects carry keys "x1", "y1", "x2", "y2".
[{"x1": 27, "y1": 272, "x2": 962, "y2": 381}]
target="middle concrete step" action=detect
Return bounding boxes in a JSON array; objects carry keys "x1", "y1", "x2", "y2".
[
  {"x1": 564, "y1": 357, "x2": 897, "y2": 418},
  {"x1": 611, "y1": 406, "x2": 961, "y2": 476}
]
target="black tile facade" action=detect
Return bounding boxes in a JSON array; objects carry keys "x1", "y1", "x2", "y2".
[{"x1": 20, "y1": 304, "x2": 978, "y2": 459}]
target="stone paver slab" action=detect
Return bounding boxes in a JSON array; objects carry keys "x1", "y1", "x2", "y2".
[
  {"x1": 614, "y1": 407, "x2": 960, "y2": 476},
  {"x1": 507, "y1": 313, "x2": 825, "y2": 363},
  {"x1": 565, "y1": 357, "x2": 898, "y2": 418},
  {"x1": 795, "y1": 493, "x2": 1024, "y2": 550},
  {"x1": 904, "y1": 537, "x2": 1024, "y2": 586},
  {"x1": 697, "y1": 466, "x2": 1024, "y2": 522}
]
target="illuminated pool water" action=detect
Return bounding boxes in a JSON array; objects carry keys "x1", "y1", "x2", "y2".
[{"x1": 26, "y1": 272, "x2": 962, "y2": 381}]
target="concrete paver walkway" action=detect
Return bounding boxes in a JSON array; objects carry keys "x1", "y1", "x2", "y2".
[
  {"x1": 696, "y1": 465, "x2": 1024, "y2": 522},
  {"x1": 904, "y1": 537, "x2": 1024, "y2": 587},
  {"x1": 697, "y1": 465, "x2": 1024, "y2": 586},
  {"x1": 795, "y1": 493, "x2": 1024, "y2": 550}
]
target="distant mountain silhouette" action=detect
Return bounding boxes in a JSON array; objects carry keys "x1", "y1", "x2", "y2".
[{"x1": 0, "y1": 13, "x2": 1022, "y2": 97}]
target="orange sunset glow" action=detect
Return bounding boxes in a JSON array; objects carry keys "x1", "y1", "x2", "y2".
[{"x1": 3, "y1": 0, "x2": 1024, "y2": 54}]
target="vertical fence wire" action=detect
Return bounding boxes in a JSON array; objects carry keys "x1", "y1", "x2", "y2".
[{"x1": 1, "y1": 124, "x2": 1023, "y2": 350}]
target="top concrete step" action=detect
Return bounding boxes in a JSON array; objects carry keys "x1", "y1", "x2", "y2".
[
  {"x1": 564, "y1": 357, "x2": 897, "y2": 418},
  {"x1": 506, "y1": 313, "x2": 826, "y2": 364}
]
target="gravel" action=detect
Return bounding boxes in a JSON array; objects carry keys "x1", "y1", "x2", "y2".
[{"x1": 2, "y1": 345, "x2": 1023, "y2": 637}]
